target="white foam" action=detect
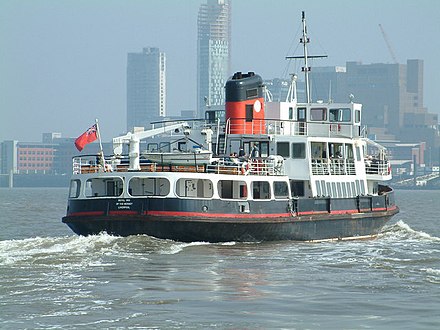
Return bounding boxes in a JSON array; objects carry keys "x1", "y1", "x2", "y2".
[
  {"x1": 382, "y1": 220, "x2": 440, "y2": 242},
  {"x1": 160, "y1": 241, "x2": 211, "y2": 255}
]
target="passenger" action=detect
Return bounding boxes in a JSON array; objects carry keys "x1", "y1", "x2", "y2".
[{"x1": 250, "y1": 144, "x2": 260, "y2": 158}]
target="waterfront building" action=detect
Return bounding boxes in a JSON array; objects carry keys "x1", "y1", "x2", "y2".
[{"x1": 127, "y1": 47, "x2": 166, "y2": 131}]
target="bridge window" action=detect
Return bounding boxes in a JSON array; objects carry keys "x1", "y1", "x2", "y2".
[
  {"x1": 330, "y1": 108, "x2": 351, "y2": 122},
  {"x1": 310, "y1": 108, "x2": 327, "y2": 121},
  {"x1": 129, "y1": 177, "x2": 170, "y2": 196},
  {"x1": 355, "y1": 110, "x2": 361, "y2": 123}
]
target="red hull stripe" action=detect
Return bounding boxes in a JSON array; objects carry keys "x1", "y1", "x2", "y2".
[
  {"x1": 329, "y1": 209, "x2": 359, "y2": 215},
  {"x1": 109, "y1": 210, "x2": 138, "y2": 216},
  {"x1": 69, "y1": 211, "x2": 105, "y2": 216},
  {"x1": 145, "y1": 211, "x2": 290, "y2": 218},
  {"x1": 297, "y1": 211, "x2": 328, "y2": 215},
  {"x1": 68, "y1": 205, "x2": 398, "y2": 218}
]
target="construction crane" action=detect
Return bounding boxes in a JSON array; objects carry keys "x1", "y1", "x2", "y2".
[{"x1": 379, "y1": 24, "x2": 398, "y2": 63}]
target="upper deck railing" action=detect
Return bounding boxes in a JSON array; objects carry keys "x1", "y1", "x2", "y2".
[
  {"x1": 311, "y1": 158, "x2": 356, "y2": 176},
  {"x1": 225, "y1": 118, "x2": 360, "y2": 138},
  {"x1": 364, "y1": 158, "x2": 391, "y2": 176},
  {"x1": 72, "y1": 155, "x2": 285, "y2": 176}
]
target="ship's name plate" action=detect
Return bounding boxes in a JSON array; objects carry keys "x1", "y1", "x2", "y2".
[{"x1": 116, "y1": 199, "x2": 133, "y2": 209}]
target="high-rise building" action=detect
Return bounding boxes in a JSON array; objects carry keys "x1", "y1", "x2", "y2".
[
  {"x1": 127, "y1": 47, "x2": 166, "y2": 131},
  {"x1": 197, "y1": 0, "x2": 231, "y2": 117}
]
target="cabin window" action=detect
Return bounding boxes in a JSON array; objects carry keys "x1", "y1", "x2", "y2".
[
  {"x1": 176, "y1": 178, "x2": 213, "y2": 198},
  {"x1": 355, "y1": 110, "x2": 361, "y2": 123},
  {"x1": 311, "y1": 142, "x2": 327, "y2": 159},
  {"x1": 297, "y1": 107, "x2": 306, "y2": 121},
  {"x1": 328, "y1": 142, "x2": 343, "y2": 158},
  {"x1": 261, "y1": 142, "x2": 269, "y2": 157},
  {"x1": 310, "y1": 108, "x2": 327, "y2": 121},
  {"x1": 329, "y1": 108, "x2": 351, "y2": 122},
  {"x1": 277, "y1": 142, "x2": 290, "y2": 158},
  {"x1": 292, "y1": 143, "x2": 306, "y2": 159},
  {"x1": 129, "y1": 177, "x2": 170, "y2": 196},
  {"x1": 252, "y1": 181, "x2": 271, "y2": 200},
  {"x1": 159, "y1": 142, "x2": 170, "y2": 152},
  {"x1": 345, "y1": 144, "x2": 354, "y2": 159},
  {"x1": 274, "y1": 181, "x2": 289, "y2": 199},
  {"x1": 178, "y1": 141, "x2": 187, "y2": 152},
  {"x1": 290, "y1": 180, "x2": 305, "y2": 197},
  {"x1": 69, "y1": 179, "x2": 81, "y2": 198},
  {"x1": 205, "y1": 110, "x2": 216, "y2": 123},
  {"x1": 147, "y1": 143, "x2": 159, "y2": 152},
  {"x1": 245, "y1": 104, "x2": 253, "y2": 122},
  {"x1": 218, "y1": 180, "x2": 247, "y2": 199},
  {"x1": 85, "y1": 177, "x2": 124, "y2": 197},
  {"x1": 289, "y1": 107, "x2": 294, "y2": 120}
]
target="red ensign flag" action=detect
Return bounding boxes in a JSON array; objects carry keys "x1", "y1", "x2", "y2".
[{"x1": 74, "y1": 124, "x2": 98, "y2": 151}]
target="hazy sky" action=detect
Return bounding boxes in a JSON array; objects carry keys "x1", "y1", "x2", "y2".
[{"x1": 1, "y1": 0, "x2": 439, "y2": 142}]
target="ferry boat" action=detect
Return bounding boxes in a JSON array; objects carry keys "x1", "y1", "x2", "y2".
[{"x1": 62, "y1": 12, "x2": 398, "y2": 242}]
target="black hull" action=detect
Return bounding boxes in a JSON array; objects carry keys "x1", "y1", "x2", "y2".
[{"x1": 62, "y1": 208, "x2": 399, "y2": 243}]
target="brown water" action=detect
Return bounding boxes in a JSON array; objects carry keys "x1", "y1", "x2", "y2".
[{"x1": 0, "y1": 188, "x2": 439, "y2": 329}]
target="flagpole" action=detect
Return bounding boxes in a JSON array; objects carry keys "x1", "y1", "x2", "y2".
[{"x1": 95, "y1": 118, "x2": 106, "y2": 170}]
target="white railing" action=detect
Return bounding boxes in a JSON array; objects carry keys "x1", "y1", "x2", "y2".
[
  {"x1": 206, "y1": 157, "x2": 285, "y2": 176},
  {"x1": 365, "y1": 159, "x2": 390, "y2": 176},
  {"x1": 311, "y1": 158, "x2": 356, "y2": 176},
  {"x1": 225, "y1": 118, "x2": 360, "y2": 138}
]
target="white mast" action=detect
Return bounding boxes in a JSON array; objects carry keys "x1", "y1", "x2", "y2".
[
  {"x1": 301, "y1": 11, "x2": 311, "y2": 104},
  {"x1": 286, "y1": 11, "x2": 327, "y2": 104}
]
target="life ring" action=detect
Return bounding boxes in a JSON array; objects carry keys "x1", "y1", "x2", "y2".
[{"x1": 241, "y1": 162, "x2": 250, "y2": 175}]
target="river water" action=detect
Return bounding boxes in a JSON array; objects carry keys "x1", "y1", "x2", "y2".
[{"x1": 0, "y1": 188, "x2": 439, "y2": 329}]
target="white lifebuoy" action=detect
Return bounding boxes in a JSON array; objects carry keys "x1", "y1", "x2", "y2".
[{"x1": 241, "y1": 162, "x2": 250, "y2": 175}]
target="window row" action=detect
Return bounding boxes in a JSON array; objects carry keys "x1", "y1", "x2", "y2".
[
  {"x1": 69, "y1": 177, "x2": 290, "y2": 201},
  {"x1": 300, "y1": 107, "x2": 361, "y2": 123}
]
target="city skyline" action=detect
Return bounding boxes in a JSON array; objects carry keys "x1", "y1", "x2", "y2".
[{"x1": 1, "y1": 0, "x2": 440, "y2": 142}]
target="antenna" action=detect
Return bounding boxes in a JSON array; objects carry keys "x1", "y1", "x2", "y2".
[
  {"x1": 286, "y1": 11, "x2": 327, "y2": 103},
  {"x1": 379, "y1": 24, "x2": 398, "y2": 64}
]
